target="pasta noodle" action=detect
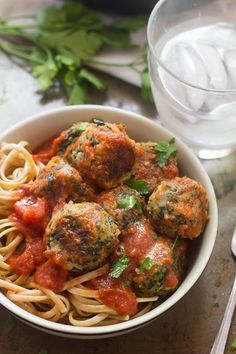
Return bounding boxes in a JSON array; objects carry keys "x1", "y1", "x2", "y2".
[{"x1": 0, "y1": 142, "x2": 158, "y2": 326}]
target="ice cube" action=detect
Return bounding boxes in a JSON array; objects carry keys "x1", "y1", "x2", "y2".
[
  {"x1": 178, "y1": 45, "x2": 208, "y2": 111},
  {"x1": 224, "y1": 50, "x2": 236, "y2": 88},
  {"x1": 160, "y1": 49, "x2": 188, "y2": 108},
  {"x1": 213, "y1": 101, "x2": 236, "y2": 119},
  {"x1": 193, "y1": 43, "x2": 228, "y2": 89},
  {"x1": 201, "y1": 25, "x2": 236, "y2": 49}
]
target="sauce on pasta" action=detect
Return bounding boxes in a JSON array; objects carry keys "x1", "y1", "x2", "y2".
[{"x1": 0, "y1": 119, "x2": 208, "y2": 326}]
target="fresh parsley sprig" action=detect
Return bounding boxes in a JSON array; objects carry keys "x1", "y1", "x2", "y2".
[
  {"x1": 110, "y1": 255, "x2": 131, "y2": 278},
  {"x1": 137, "y1": 257, "x2": 153, "y2": 272},
  {"x1": 156, "y1": 138, "x2": 178, "y2": 167},
  {"x1": 0, "y1": 2, "x2": 150, "y2": 105},
  {"x1": 125, "y1": 179, "x2": 149, "y2": 196},
  {"x1": 117, "y1": 195, "x2": 143, "y2": 214},
  {"x1": 231, "y1": 338, "x2": 236, "y2": 351}
]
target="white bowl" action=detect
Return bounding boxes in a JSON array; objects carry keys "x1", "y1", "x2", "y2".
[{"x1": 0, "y1": 105, "x2": 218, "y2": 338}]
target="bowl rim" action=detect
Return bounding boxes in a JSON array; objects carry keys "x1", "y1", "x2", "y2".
[{"x1": 0, "y1": 104, "x2": 218, "y2": 335}]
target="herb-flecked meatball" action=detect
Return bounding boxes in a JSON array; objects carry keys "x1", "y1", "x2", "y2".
[
  {"x1": 132, "y1": 237, "x2": 187, "y2": 297},
  {"x1": 97, "y1": 185, "x2": 144, "y2": 229},
  {"x1": 131, "y1": 142, "x2": 179, "y2": 193},
  {"x1": 65, "y1": 122, "x2": 135, "y2": 189},
  {"x1": 44, "y1": 202, "x2": 120, "y2": 272},
  {"x1": 57, "y1": 122, "x2": 91, "y2": 155},
  {"x1": 32, "y1": 156, "x2": 95, "y2": 202},
  {"x1": 147, "y1": 176, "x2": 209, "y2": 239}
]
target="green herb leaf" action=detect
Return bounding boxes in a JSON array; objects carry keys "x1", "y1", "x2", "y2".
[
  {"x1": 125, "y1": 180, "x2": 149, "y2": 195},
  {"x1": 79, "y1": 68, "x2": 107, "y2": 91},
  {"x1": 141, "y1": 70, "x2": 153, "y2": 102},
  {"x1": 32, "y1": 50, "x2": 58, "y2": 91},
  {"x1": 116, "y1": 195, "x2": 143, "y2": 214},
  {"x1": 0, "y1": 2, "x2": 148, "y2": 105},
  {"x1": 38, "y1": 350, "x2": 48, "y2": 354},
  {"x1": 110, "y1": 255, "x2": 131, "y2": 278},
  {"x1": 114, "y1": 15, "x2": 148, "y2": 31},
  {"x1": 117, "y1": 195, "x2": 136, "y2": 210},
  {"x1": 172, "y1": 236, "x2": 179, "y2": 250},
  {"x1": 156, "y1": 138, "x2": 178, "y2": 167},
  {"x1": 117, "y1": 195, "x2": 142, "y2": 214},
  {"x1": 4, "y1": 315, "x2": 16, "y2": 329},
  {"x1": 135, "y1": 199, "x2": 143, "y2": 214},
  {"x1": 137, "y1": 257, "x2": 153, "y2": 272},
  {"x1": 67, "y1": 84, "x2": 87, "y2": 105},
  {"x1": 100, "y1": 28, "x2": 136, "y2": 49},
  {"x1": 78, "y1": 122, "x2": 90, "y2": 132},
  {"x1": 231, "y1": 338, "x2": 236, "y2": 351},
  {"x1": 92, "y1": 117, "x2": 105, "y2": 125},
  {"x1": 39, "y1": 29, "x2": 104, "y2": 66},
  {"x1": 212, "y1": 302, "x2": 219, "y2": 308},
  {"x1": 64, "y1": 70, "x2": 77, "y2": 87},
  {"x1": 123, "y1": 279, "x2": 132, "y2": 287}
]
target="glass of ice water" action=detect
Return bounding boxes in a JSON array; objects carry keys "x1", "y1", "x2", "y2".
[{"x1": 147, "y1": 0, "x2": 236, "y2": 159}]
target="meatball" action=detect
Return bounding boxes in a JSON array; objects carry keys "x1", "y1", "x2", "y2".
[
  {"x1": 32, "y1": 156, "x2": 96, "y2": 202},
  {"x1": 44, "y1": 202, "x2": 120, "y2": 272},
  {"x1": 57, "y1": 122, "x2": 91, "y2": 155},
  {"x1": 97, "y1": 185, "x2": 144, "y2": 229},
  {"x1": 147, "y1": 176, "x2": 209, "y2": 239},
  {"x1": 131, "y1": 142, "x2": 179, "y2": 193},
  {"x1": 132, "y1": 236, "x2": 187, "y2": 297},
  {"x1": 65, "y1": 122, "x2": 135, "y2": 189}
]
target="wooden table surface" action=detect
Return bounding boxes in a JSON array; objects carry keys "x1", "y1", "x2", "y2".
[{"x1": 0, "y1": 2, "x2": 236, "y2": 353}]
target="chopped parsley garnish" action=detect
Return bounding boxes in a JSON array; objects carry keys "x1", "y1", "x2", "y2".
[
  {"x1": 38, "y1": 350, "x2": 48, "y2": 354},
  {"x1": 117, "y1": 195, "x2": 143, "y2": 214},
  {"x1": 231, "y1": 338, "x2": 236, "y2": 351},
  {"x1": 123, "y1": 279, "x2": 132, "y2": 287},
  {"x1": 171, "y1": 236, "x2": 179, "y2": 250},
  {"x1": 4, "y1": 315, "x2": 16, "y2": 329},
  {"x1": 212, "y1": 302, "x2": 219, "y2": 308},
  {"x1": 78, "y1": 122, "x2": 90, "y2": 132},
  {"x1": 92, "y1": 117, "x2": 106, "y2": 125},
  {"x1": 156, "y1": 138, "x2": 178, "y2": 167},
  {"x1": 125, "y1": 180, "x2": 149, "y2": 195},
  {"x1": 110, "y1": 255, "x2": 130, "y2": 278},
  {"x1": 137, "y1": 257, "x2": 153, "y2": 272}
]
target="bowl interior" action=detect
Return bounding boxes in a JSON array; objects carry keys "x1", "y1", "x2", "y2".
[{"x1": 0, "y1": 105, "x2": 217, "y2": 337}]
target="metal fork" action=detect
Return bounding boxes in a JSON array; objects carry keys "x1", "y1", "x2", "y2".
[{"x1": 210, "y1": 228, "x2": 236, "y2": 354}]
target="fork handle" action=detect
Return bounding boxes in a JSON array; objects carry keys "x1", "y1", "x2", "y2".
[{"x1": 210, "y1": 276, "x2": 236, "y2": 354}]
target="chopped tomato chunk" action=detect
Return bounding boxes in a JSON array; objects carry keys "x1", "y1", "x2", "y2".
[
  {"x1": 34, "y1": 260, "x2": 68, "y2": 292},
  {"x1": 14, "y1": 196, "x2": 46, "y2": 229},
  {"x1": 8, "y1": 237, "x2": 46, "y2": 275},
  {"x1": 99, "y1": 287, "x2": 137, "y2": 316},
  {"x1": 9, "y1": 249, "x2": 35, "y2": 275},
  {"x1": 27, "y1": 237, "x2": 46, "y2": 266}
]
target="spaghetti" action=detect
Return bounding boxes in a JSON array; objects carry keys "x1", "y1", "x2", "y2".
[{"x1": 0, "y1": 142, "x2": 158, "y2": 326}]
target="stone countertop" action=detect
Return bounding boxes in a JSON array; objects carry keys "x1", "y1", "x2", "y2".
[{"x1": 0, "y1": 2, "x2": 236, "y2": 354}]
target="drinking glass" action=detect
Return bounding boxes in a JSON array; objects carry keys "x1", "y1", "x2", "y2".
[{"x1": 147, "y1": 0, "x2": 236, "y2": 159}]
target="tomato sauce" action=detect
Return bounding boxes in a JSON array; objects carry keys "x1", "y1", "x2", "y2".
[
  {"x1": 34, "y1": 259, "x2": 68, "y2": 293},
  {"x1": 9, "y1": 249, "x2": 35, "y2": 275},
  {"x1": 8, "y1": 237, "x2": 46, "y2": 275},
  {"x1": 33, "y1": 134, "x2": 64, "y2": 164},
  {"x1": 14, "y1": 196, "x2": 47, "y2": 230},
  {"x1": 8, "y1": 190, "x2": 68, "y2": 291},
  {"x1": 165, "y1": 270, "x2": 178, "y2": 289},
  {"x1": 88, "y1": 275, "x2": 137, "y2": 316},
  {"x1": 121, "y1": 217, "x2": 155, "y2": 264}
]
